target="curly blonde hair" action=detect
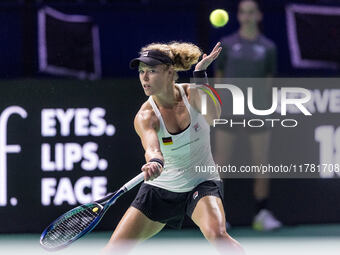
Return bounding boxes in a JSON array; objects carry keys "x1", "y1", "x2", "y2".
[{"x1": 140, "y1": 41, "x2": 202, "y2": 71}]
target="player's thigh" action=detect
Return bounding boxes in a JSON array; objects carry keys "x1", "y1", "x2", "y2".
[
  {"x1": 109, "y1": 206, "x2": 165, "y2": 242},
  {"x1": 191, "y1": 196, "x2": 227, "y2": 239},
  {"x1": 191, "y1": 196, "x2": 246, "y2": 254}
]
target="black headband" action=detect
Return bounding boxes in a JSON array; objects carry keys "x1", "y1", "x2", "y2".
[{"x1": 129, "y1": 50, "x2": 174, "y2": 69}]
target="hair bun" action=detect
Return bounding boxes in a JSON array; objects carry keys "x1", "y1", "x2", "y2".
[{"x1": 140, "y1": 41, "x2": 202, "y2": 71}]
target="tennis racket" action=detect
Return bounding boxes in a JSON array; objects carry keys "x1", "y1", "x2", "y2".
[{"x1": 40, "y1": 172, "x2": 145, "y2": 251}]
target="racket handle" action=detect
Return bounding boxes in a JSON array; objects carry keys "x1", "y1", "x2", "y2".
[{"x1": 122, "y1": 172, "x2": 144, "y2": 191}]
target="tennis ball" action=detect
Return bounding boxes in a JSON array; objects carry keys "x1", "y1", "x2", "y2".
[{"x1": 210, "y1": 9, "x2": 229, "y2": 28}]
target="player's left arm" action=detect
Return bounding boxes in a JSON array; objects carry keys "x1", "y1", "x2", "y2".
[{"x1": 187, "y1": 42, "x2": 222, "y2": 125}]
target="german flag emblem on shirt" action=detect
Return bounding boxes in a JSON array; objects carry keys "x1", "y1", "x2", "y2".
[{"x1": 162, "y1": 137, "x2": 173, "y2": 145}]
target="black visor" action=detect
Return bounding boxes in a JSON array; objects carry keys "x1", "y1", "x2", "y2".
[{"x1": 129, "y1": 50, "x2": 174, "y2": 69}]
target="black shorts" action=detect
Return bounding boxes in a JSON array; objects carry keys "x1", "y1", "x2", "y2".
[{"x1": 131, "y1": 180, "x2": 224, "y2": 229}]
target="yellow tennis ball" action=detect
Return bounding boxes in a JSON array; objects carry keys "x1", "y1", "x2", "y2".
[{"x1": 210, "y1": 9, "x2": 229, "y2": 28}]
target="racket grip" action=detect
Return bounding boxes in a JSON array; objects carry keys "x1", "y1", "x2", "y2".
[{"x1": 122, "y1": 172, "x2": 144, "y2": 191}]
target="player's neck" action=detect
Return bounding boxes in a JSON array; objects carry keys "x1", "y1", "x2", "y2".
[
  {"x1": 239, "y1": 27, "x2": 260, "y2": 40},
  {"x1": 152, "y1": 84, "x2": 181, "y2": 109}
]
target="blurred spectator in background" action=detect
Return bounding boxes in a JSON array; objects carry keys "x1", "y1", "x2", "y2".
[{"x1": 214, "y1": 0, "x2": 282, "y2": 231}]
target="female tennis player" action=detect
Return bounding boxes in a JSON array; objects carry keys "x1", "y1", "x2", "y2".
[{"x1": 103, "y1": 42, "x2": 244, "y2": 254}]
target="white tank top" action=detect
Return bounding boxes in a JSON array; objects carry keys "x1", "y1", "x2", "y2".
[{"x1": 145, "y1": 83, "x2": 220, "y2": 192}]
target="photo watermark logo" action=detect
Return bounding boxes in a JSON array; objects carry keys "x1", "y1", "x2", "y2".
[
  {"x1": 190, "y1": 78, "x2": 340, "y2": 179},
  {"x1": 194, "y1": 78, "x2": 312, "y2": 128}
]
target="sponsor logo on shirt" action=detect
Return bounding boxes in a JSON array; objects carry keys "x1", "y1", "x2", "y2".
[
  {"x1": 194, "y1": 122, "x2": 201, "y2": 132},
  {"x1": 193, "y1": 191, "x2": 198, "y2": 200}
]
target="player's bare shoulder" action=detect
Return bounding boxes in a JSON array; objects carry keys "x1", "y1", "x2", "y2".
[
  {"x1": 180, "y1": 83, "x2": 200, "y2": 112},
  {"x1": 134, "y1": 100, "x2": 159, "y2": 136}
]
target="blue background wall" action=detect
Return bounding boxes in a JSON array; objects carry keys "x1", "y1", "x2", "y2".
[{"x1": 1, "y1": 0, "x2": 339, "y2": 79}]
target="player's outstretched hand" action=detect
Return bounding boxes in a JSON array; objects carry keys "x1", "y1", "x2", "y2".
[
  {"x1": 141, "y1": 162, "x2": 163, "y2": 181},
  {"x1": 194, "y1": 42, "x2": 222, "y2": 71}
]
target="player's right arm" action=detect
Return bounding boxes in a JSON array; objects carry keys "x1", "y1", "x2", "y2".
[{"x1": 134, "y1": 103, "x2": 164, "y2": 181}]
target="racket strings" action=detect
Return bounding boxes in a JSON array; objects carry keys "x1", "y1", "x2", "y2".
[{"x1": 41, "y1": 205, "x2": 101, "y2": 249}]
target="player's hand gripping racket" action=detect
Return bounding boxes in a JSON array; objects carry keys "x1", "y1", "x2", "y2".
[{"x1": 40, "y1": 172, "x2": 145, "y2": 251}]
